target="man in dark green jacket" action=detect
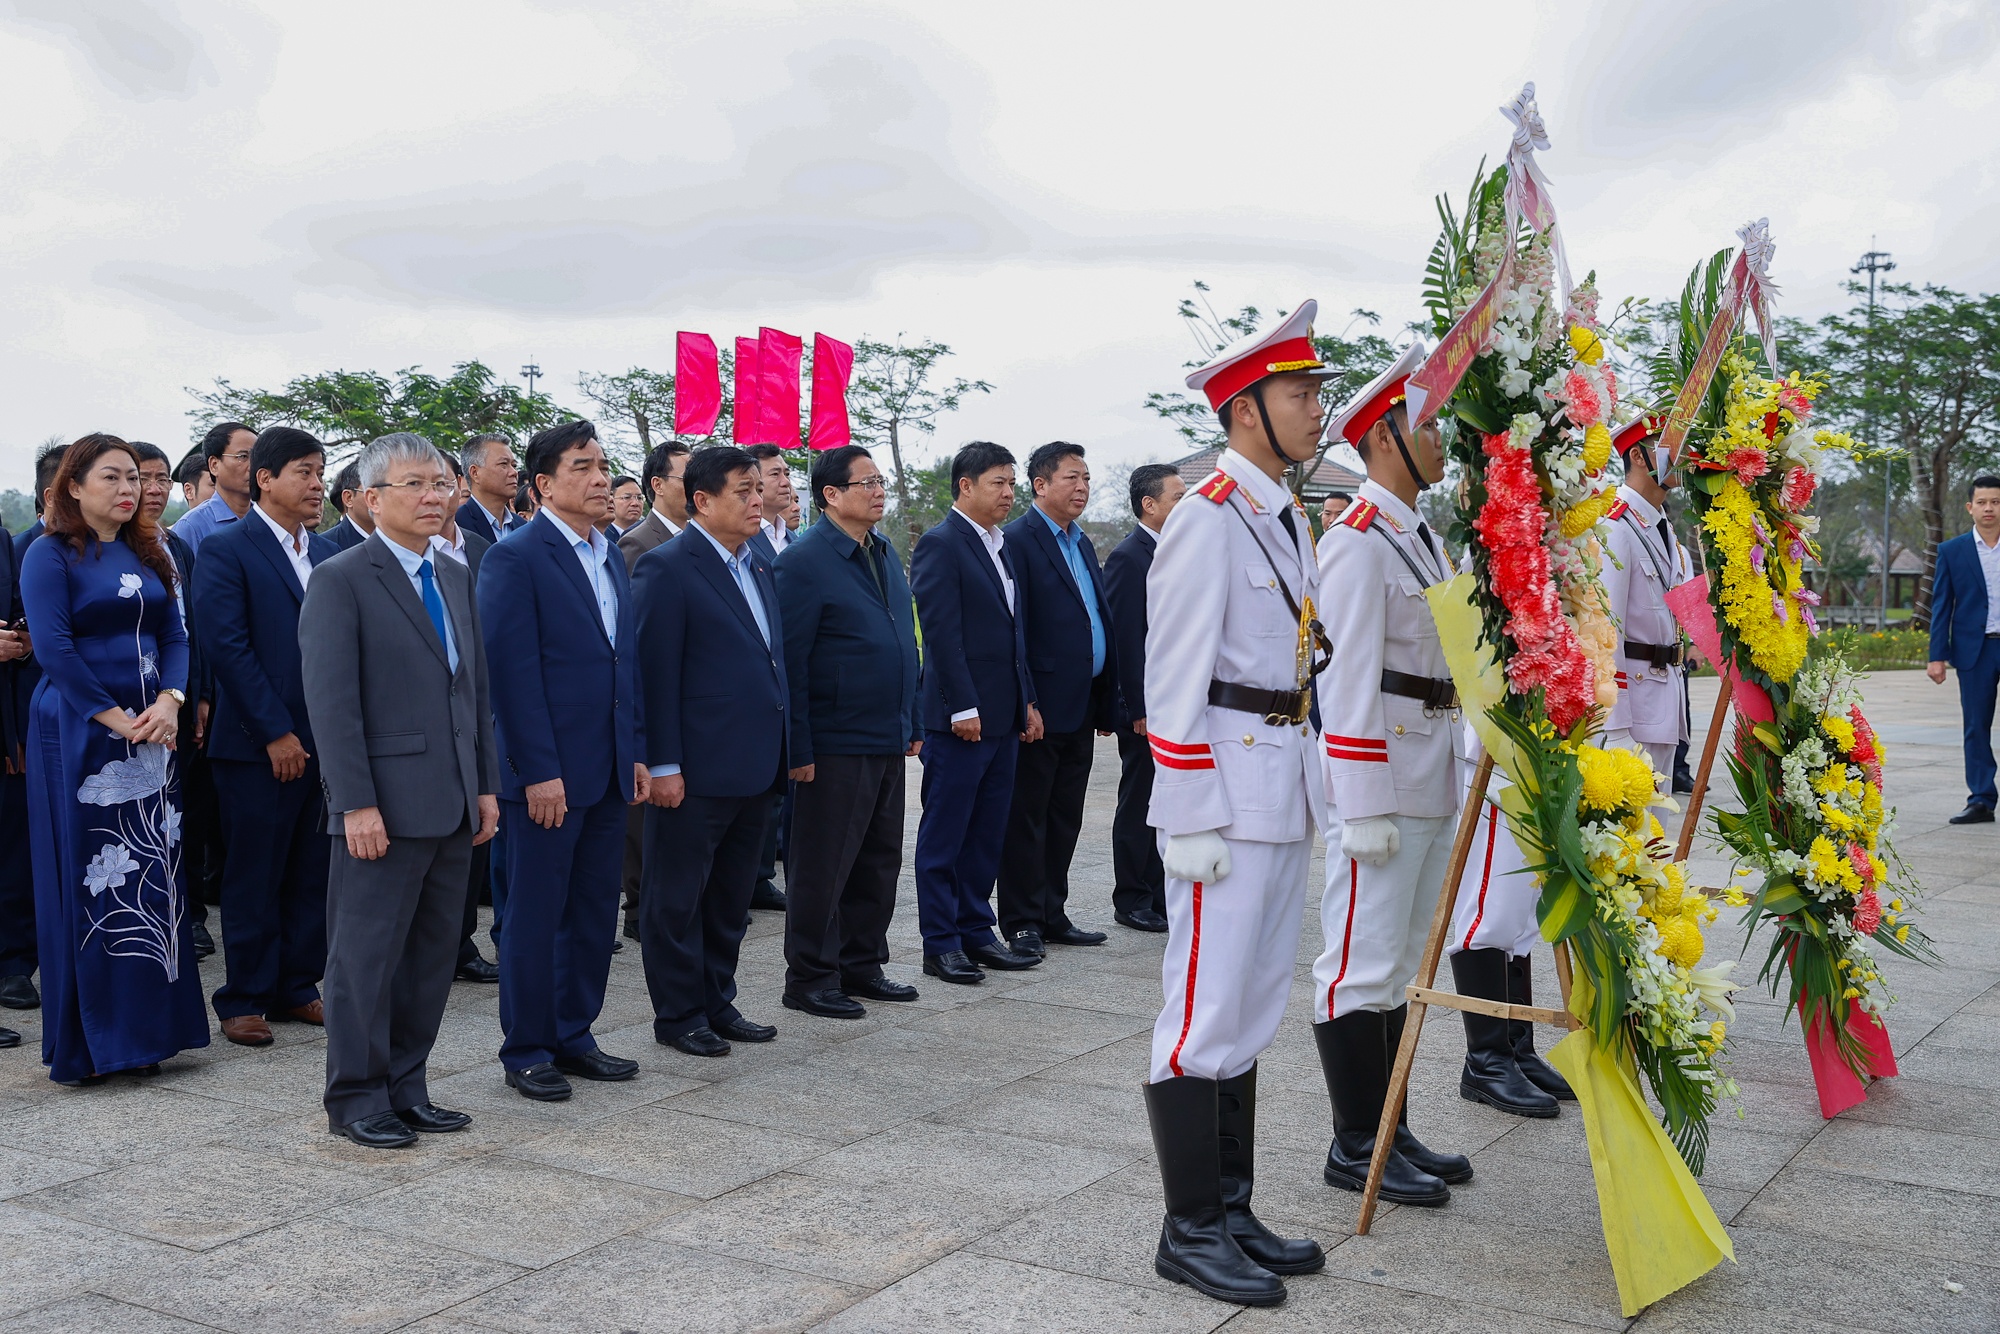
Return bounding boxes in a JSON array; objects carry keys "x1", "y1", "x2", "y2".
[{"x1": 773, "y1": 445, "x2": 923, "y2": 1016}]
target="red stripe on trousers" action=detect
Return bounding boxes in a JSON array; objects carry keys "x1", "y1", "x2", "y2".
[
  {"x1": 1324, "y1": 859, "x2": 1358, "y2": 1020},
  {"x1": 1168, "y1": 880, "x2": 1205, "y2": 1077},
  {"x1": 1460, "y1": 802, "x2": 1499, "y2": 951}
]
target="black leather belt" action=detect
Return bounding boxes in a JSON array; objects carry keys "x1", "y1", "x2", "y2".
[
  {"x1": 1623, "y1": 639, "x2": 1684, "y2": 669},
  {"x1": 1380, "y1": 669, "x2": 1458, "y2": 712},
  {"x1": 1208, "y1": 680, "x2": 1310, "y2": 726}
]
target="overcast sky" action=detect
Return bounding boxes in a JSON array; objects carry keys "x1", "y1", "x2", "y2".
[{"x1": 2, "y1": 0, "x2": 1996, "y2": 490}]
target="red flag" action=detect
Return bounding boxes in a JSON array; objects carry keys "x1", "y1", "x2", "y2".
[
  {"x1": 758, "y1": 327, "x2": 803, "y2": 446},
  {"x1": 674, "y1": 332, "x2": 720, "y2": 437},
  {"x1": 732, "y1": 336, "x2": 762, "y2": 445},
  {"x1": 808, "y1": 334, "x2": 854, "y2": 451}
]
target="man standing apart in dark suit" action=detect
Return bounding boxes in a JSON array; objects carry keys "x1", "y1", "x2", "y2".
[
  {"x1": 192, "y1": 427, "x2": 338, "y2": 1046},
  {"x1": 479, "y1": 421, "x2": 649, "y2": 1101},
  {"x1": 633, "y1": 447, "x2": 785, "y2": 1056},
  {"x1": 909, "y1": 442, "x2": 1044, "y2": 984},
  {"x1": 1928, "y1": 474, "x2": 2000, "y2": 824},
  {"x1": 1104, "y1": 463, "x2": 1188, "y2": 934},
  {"x1": 998, "y1": 442, "x2": 1117, "y2": 957},
  {"x1": 457, "y1": 434, "x2": 523, "y2": 545},
  {"x1": 774, "y1": 446, "x2": 922, "y2": 1017},
  {"x1": 302, "y1": 433, "x2": 500, "y2": 1148}
]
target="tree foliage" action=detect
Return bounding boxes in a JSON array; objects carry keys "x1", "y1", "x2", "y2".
[
  {"x1": 186, "y1": 361, "x2": 574, "y2": 461},
  {"x1": 847, "y1": 337, "x2": 992, "y2": 552}
]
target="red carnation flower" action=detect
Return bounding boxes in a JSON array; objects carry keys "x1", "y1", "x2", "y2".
[{"x1": 1852, "y1": 888, "x2": 1882, "y2": 935}]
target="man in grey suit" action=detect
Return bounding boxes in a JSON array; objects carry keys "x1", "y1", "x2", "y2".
[{"x1": 302, "y1": 433, "x2": 500, "y2": 1150}]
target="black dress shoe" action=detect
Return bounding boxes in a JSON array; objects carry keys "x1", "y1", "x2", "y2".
[
  {"x1": 1116, "y1": 907, "x2": 1169, "y2": 933},
  {"x1": 843, "y1": 975, "x2": 919, "y2": 1003},
  {"x1": 330, "y1": 1110, "x2": 418, "y2": 1148},
  {"x1": 0, "y1": 1027, "x2": 19, "y2": 1048},
  {"x1": 191, "y1": 922, "x2": 216, "y2": 958},
  {"x1": 555, "y1": 1048, "x2": 639, "y2": 1081},
  {"x1": 966, "y1": 941, "x2": 1039, "y2": 971},
  {"x1": 395, "y1": 1102, "x2": 472, "y2": 1133},
  {"x1": 505, "y1": 1062, "x2": 574, "y2": 1101},
  {"x1": 0, "y1": 975, "x2": 40, "y2": 1010},
  {"x1": 1045, "y1": 925, "x2": 1108, "y2": 947},
  {"x1": 610, "y1": 937, "x2": 624, "y2": 953},
  {"x1": 713, "y1": 1015, "x2": 777, "y2": 1043},
  {"x1": 1950, "y1": 803, "x2": 1995, "y2": 825},
  {"x1": 922, "y1": 951, "x2": 984, "y2": 985},
  {"x1": 455, "y1": 954, "x2": 500, "y2": 984},
  {"x1": 623, "y1": 917, "x2": 640, "y2": 941},
  {"x1": 660, "y1": 1026, "x2": 731, "y2": 1057},
  {"x1": 1009, "y1": 929, "x2": 1046, "y2": 959},
  {"x1": 783, "y1": 988, "x2": 867, "y2": 1019},
  {"x1": 750, "y1": 880, "x2": 788, "y2": 911}
]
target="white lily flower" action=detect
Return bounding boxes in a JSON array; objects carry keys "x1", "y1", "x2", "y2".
[{"x1": 1688, "y1": 961, "x2": 1739, "y2": 1023}]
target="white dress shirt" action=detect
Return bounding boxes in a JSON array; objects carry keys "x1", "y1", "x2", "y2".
[
  {"x1": 430, "y1": 527, "x2": 469, "y2": 567},
  {"x1": 1976, "y1": 530, "x2": 2000, "y2": 634},
  {"x1": 761, "y1": 518, "x2": 790, "y2": 553},
  {"x1": 539, "y1": 509, "x2": 619, "y2": 643},
  {"x1": 651, "y1": 506, "x2": 683, "y2": 538},
  {"x1": 949, "y1": 507, "x2": 1015, "y2": 724},
  {"x1": 254, "y1": 504, "x2": 314, "y2": 590}
]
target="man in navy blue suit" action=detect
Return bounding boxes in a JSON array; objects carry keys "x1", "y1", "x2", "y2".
[
  {"x1": 322, "y1": 461, "x2": 373, "y2": 551},
  {"x1": 1103, "y1": 463, "x2": 1187, "y2": 934},
  {"x1": 909, "y1": 442, "x2": 1045, "y2": 985},
  {"x1": 457, "y1": 434, "x2": 523, "y2": 545},
  {"x1": 478, "y1": 420, "x2": 649, "y2": 1101},
  {"x1": 1927, "y1": 474, "x2": 2000, "y2": 824},
  {"x1": 997, "y1": 442, "x2": 1119, "y2": 957},
  {"x1": 633, "y1": 446, "x2": 787, "y2": 1056},
  {"x1": 193, "y1": 426, "x2": 339, "y2": 1047}
]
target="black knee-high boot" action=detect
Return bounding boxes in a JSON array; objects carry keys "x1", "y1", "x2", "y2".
[
  {"x1": 1508, "y1": 954, "x2": 1575, "y2": 1100},
  {"x1": 1384, "y1": 1005, "x2": 1474, "y2": 1182},
  {"x1": 1312, "y1": 1011, "x2": 1450, "y2": 1207},
  {"x1": 1144, "y1": 1077, "x2": 1287, "y2": 1307},
  {"x1": 1216, "y1": 1066, "x2": 1325, "y2": 1274},
  {"x1": 1450, "y1": 948, "x2": 1559, "y2": 1118}
]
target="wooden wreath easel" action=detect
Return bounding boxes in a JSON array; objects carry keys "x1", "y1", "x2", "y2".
[{"x1": 1354, "y1": 678, "x2": 1737, "y2": 1234}]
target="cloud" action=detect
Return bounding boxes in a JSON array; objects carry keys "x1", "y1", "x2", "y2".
[
  {"x1": 94, "y1": 262, "x2": 310, "y2": 331},
  {"x1": 0, "y1": 0, "x2": 213, "y2": 101}
]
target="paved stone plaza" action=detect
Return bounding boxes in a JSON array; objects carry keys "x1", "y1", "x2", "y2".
[{"x1": 0, "y1": 672, "x2": 1992, "y2": 1331}]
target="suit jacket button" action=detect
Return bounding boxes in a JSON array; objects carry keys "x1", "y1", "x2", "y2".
[
  {"x1": 1242, "y1": 734, "x2": 1253, "y2": 747},
  {"x1": 454, "y1": 728, "x2": 461, "y2": 738},
  {"x1": 1394, "y1": 724, "x2": 1406, "y2": 736}
]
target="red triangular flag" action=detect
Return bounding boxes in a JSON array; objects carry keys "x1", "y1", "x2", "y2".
[
  {"x1": 809, "y1": 334, "x2": 853, "y2": 451},
  {"x1": 758, "y1": 327, "x2": 803, "y2": 447},
  {"x1": 674, "y1": 332, "x2": 720, "y2": 437},
  {"x1": 732, "y1": 336, "x2": 762, "y2": 445}
]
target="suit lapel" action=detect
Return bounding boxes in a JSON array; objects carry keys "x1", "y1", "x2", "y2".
[
  {"x1": 244, "y1": 513, "x2": 305, "y2": 603},
  {"x1": 1029, "y1": 515, "x2": 1087, "y2": 613},
  {"x1": 689, "y1": 531, "x2": 767, "y2": 646},
  {"x1": 954, "y1": 512, "x2": 1010, "y2": 616},
  {"x1": 535, "y1": 515, "x2": 611, "y2": 646},
  {"x1": 369, "y1": 540, "x2": 451, "y2": 672}
]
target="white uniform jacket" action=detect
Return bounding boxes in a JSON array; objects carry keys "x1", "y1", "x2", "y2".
[
  {"x1": 1144, "y1": 449, "x2": 1321, "y2": 845},
  {"x1": 1604, "y1": 485, "x2": 1692, "y2": 747},
  {"x1": 1315, "y1": 482, "x2": 1459, "y2": 821}
]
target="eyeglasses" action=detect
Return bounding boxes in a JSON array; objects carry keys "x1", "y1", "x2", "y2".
[
  {"x1": 835, "y1": 476, "x2": 888, "y2": 492},
  {"x1": 220, "y1": 451, "x2": 252, "y2": 464},
  {"x1": 373, "y1": 480, "x2": 459, "y2": 497}
]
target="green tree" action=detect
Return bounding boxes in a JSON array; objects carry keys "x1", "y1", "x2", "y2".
[
  {"x1": 1809, "y1": 284, "x2": 2000, "y2": 629},
  {"x1": 576, "y1": 348, "x2": 744, "y2": 473},
  {"x1": 847, "y1": 338, "x2": 992, "y2": 553},
  {"x1": 1142, "y1": 279, "x2": 1400, "y2": 491},
  {"x1": 185, "y1": 361, "x2": 573, "y2": 460}
]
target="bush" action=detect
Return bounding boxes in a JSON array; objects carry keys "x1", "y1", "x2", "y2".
[{"x1": 1816, "y1": 627, "x2": 1930, "y2": 672}]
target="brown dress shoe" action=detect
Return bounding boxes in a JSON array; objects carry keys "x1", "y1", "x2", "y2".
[
  {"x1": 221, "y1": 1015, "x2": 274, "y2": 1046},
  {"x1": 275, "y1": 1000, "x2": 325, "y2": 1025}
]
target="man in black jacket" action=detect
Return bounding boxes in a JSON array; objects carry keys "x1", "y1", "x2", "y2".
[
  {"x1": 1103, "y1": 463, "x2": 1186, "y2": 933},
  {"x1": 996, "y1": 442, "x2": 1118, "y2": 957}
]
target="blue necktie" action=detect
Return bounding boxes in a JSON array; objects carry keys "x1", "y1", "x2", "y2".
[{"x1": 417, "y1": 559, "x2": 453, "y2": 669}]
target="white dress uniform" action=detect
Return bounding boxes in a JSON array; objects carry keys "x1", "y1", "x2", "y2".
[
  {"x1": 1313, "y1": 481, "x2": 1462, "y2": 1020},
  {"x1": 1445, "y1": 729, "x2": 1541, "y2": 956},
  {"x1": 1145, "y1": 449, "x2": 1322, "y2": 1084},
  {"x1": 1604, "y1": 483, "x2": 1691, "y2": 777}
]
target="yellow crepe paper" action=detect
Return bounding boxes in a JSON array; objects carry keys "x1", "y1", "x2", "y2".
[{"x1": 1426, "y1": 574, "x2": 1521, "y2": 784}]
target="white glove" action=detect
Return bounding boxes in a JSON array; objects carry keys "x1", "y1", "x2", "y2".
[
  {"x1": 1341, "y1": 816, "x2": 1400, "y2": 867},
  {"x1": 1163, "y1": 830, "x2": 1232, "y2": 885}
]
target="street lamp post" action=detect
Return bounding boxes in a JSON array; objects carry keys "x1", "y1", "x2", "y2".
[{"x1": 1852, "y1": 245, "x2": 1895, "y2": 630}]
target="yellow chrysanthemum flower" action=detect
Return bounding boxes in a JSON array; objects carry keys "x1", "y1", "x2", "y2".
[
  {"x1": 1576, "y1": 747, "x2": 1625, "y2": 813},
  {"x1": 1568, "y1": 325, "x2": 1604, "y2": 365},
  {"x1": 1582, "y1": 422, "x2": 1612, "y2": 473},
  {"x1": 1559, "y1": 488, "x2": 1614, "y2": 540},
  {"x1": 1821, "y1": 715, "x2": 1857, "y2": 753}
]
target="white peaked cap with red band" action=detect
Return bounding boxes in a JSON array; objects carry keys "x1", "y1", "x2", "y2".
[
  {"x1": 1184, "y1": 299, "x2": 1334, "y2": 411},
  {"x1": 1330, "y1": 341, "x2": 1427, "y2": 445}
]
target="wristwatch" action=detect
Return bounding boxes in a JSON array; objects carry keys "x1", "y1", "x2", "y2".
[{"x1": 160, "y1": 688, "x2": 186, "y2": 706}]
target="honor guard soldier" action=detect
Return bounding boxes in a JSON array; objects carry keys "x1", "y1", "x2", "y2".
[
  {"x1": 1141, "y1": 301, "x2": 1333, "y2": 1308},
  {"x1": 1311, "y1": 344, "x2": 1474, "y2": 1208},
  {"x1": 1605, "y1": 417, "x2": 1691, "y2": 777}
]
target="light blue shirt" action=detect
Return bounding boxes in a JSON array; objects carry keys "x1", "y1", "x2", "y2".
[
  {"x1": 540, "y1": 510, "x2": 619, "y2": 643},
  {"x1": 385, "y1": 537, "x2": 458, "y2": 674},
  {"x1": 170, "y1": 493, "x2": 242, "y2": 553},
  {"x1": 1037, "y1": 505, "x2": 1105, "y2": 677},
  {"x1": 651, "y1": 523, "x2": 772, "y2": 781}
]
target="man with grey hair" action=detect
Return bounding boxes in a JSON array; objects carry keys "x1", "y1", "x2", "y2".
[
  {"x1": 302, "y1": 432, "x2": 500, "y2": 1149},
  {"x1": 458, "y1": 434, "x2": 522, "y2": 544}
]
